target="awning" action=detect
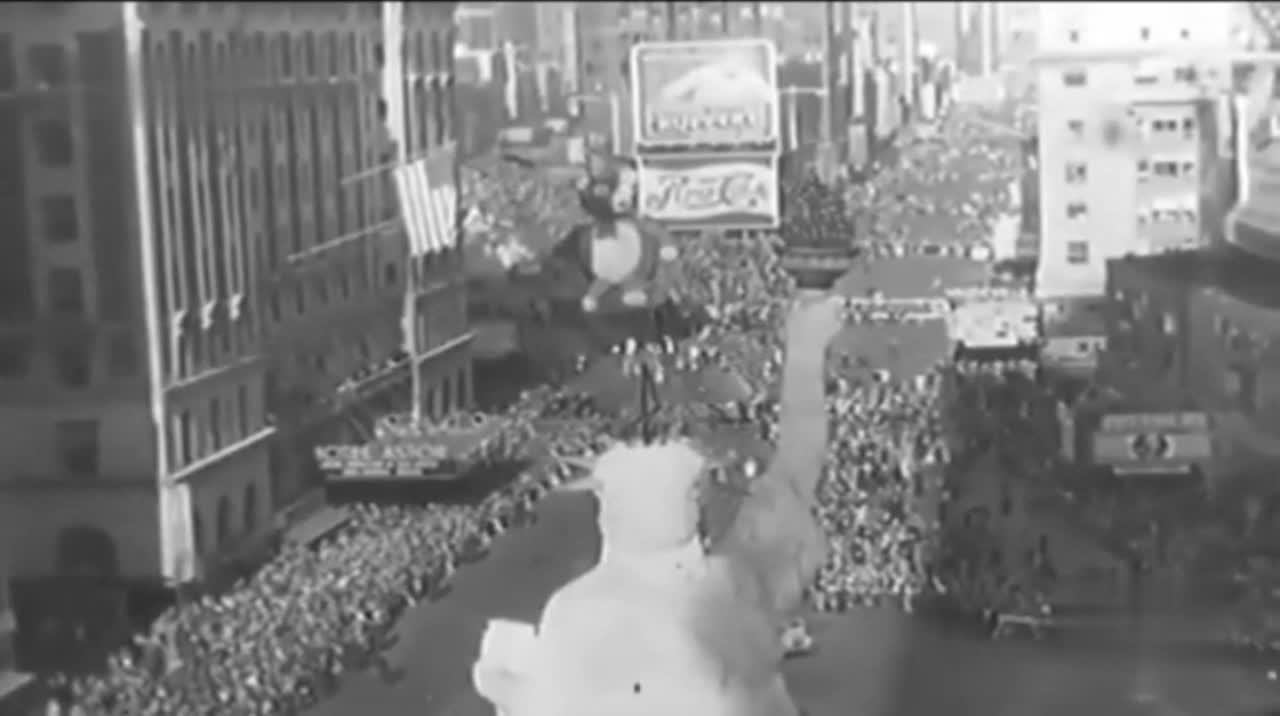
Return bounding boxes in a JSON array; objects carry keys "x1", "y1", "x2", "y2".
[
  {"x1": 283, "y1": 506, "x2": 350, "y2": 547},
  {"x1": 1230, "y1": 210, "x2": 1280, "y2": 265}
]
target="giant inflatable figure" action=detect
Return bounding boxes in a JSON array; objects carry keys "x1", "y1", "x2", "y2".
[
  {"x1": 557, "y1": 152, "x2": 679, "y2": 314},
  {"x1": 473, "y1": 294, "x2": 842, "y2": 716}
]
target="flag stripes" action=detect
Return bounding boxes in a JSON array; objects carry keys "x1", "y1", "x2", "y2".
[{"x1": 392, "y1": 144, "x2": 457, "y2": 257}]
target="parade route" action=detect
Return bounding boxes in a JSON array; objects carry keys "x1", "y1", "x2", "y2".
[{"x1": 308, "y1": 486, "x2": 1273, "y2": 716}]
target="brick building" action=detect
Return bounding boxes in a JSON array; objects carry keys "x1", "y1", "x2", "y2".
[
  {"x1": 1101, "y1": 253, "x2": 1199, "y2": 410},
  {"x1": 1102, "y1": 247, "x2": 1280, "y2": 487},
  {"x1": 0, "y1": 1, "x2": 468, "y2": 651}
]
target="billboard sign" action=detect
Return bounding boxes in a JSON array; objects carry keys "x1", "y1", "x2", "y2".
[
  {"x1": 630, "y1": 39, "x2": 779, "y2": 152},
  {"x1": 637, "y1": 154, "x2": 779, "y2": 230},
  {"x1": 1091, "y1": 411, "x2": 1212, "y2": 475}
]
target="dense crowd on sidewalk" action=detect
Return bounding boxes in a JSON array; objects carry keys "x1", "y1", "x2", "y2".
[{"x1": 43, "y1": 110, "x2": 1046, "y2": 715}]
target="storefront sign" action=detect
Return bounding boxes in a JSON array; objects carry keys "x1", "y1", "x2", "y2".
[
  {"x1": 1041, "y1": 335, "x2": 1106, "y2": 376},
  {"x1": 1092, "y1": 411, "x2": 1212, "y2": 475},
  {"x1": 637, "y1": 155, "x2": 779, "y2": 229},
  {"x1": 631, "y1": 39, "x2": 779, "y2": 150}
]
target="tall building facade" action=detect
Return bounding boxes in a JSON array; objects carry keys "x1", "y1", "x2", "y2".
[
  {"x1": 0, "y1": 1, "x2": 467, "y2": 641},
  {"x1": 1034, "y1": 2, "x2": 1237, "y2": 305}
]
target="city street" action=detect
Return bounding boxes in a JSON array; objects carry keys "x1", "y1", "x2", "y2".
[
  {"x1": 305, "y1": 111, "x2": 1275, "y2": 716},
  {"x1": 309, "y1": 486, "x2": 1275, "y2": 716}
]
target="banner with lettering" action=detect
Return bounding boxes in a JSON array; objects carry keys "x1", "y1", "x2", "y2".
[
  {"x1": 1090, "y1": 411, "x2": 1213, "y2": 476},
  {"x1": 637, "y1": 155, "x2": 780, "y2": 230},
  {"x1": 630, "y1": 39, "x2": 779, "y2": 152}
]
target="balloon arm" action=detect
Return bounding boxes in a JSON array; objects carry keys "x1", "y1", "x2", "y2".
[
  {"x1": 769, "y1": 326, "x2": 828, "y2": 499},
  {"x1": 711, "y1": 324, "x2": 829, "y2": 616}
]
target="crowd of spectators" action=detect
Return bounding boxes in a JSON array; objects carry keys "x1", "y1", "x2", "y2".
[{"x1": 44, "y1": 105, "x2": 1051, "y2": 715}]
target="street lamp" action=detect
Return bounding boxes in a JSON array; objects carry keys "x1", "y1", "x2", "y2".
[{"x1": 568, "y1": 91, "x2": 622, "y2": 156}]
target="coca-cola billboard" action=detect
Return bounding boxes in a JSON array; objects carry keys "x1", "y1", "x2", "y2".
[{"x1": 637, "y1": 155, "x2": 779, "y2": 230}]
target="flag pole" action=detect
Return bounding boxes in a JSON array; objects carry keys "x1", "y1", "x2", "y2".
[{"x1": 381, "y1": 0, "x2": 422, "y2": 426}]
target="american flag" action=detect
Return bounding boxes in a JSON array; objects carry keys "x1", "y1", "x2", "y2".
[{"x1": 393, "y1": 143, "x2": 457, "y2": 257}]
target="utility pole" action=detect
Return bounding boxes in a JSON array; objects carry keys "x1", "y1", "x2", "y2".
[{"x1": 381, "y1": 0, "x2": 422, "y2": 425}]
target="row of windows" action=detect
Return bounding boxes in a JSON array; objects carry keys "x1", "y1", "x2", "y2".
[
  {"x1": 1062, "y1": 157, "x2": 1199, "y2": 185},
  {"x1": 143, "y1": 43, "x2": 379, "y2": 379},
  {"x1": 1061, "y1": 26, "x2": 1196, "y2": 47},
  {"x1": 192, "y1": 482, "x2": 264, "y2": 556},
  {"x1": 1141, "y1": 158, "x2": 1198, "y2": 179},
  {"x1": 1056, "y1": 200, "x2": 1198, "y2": 226},
  {"x1": 411, "y1": 285, "x2": 469, "y2": 357},
  {"x1": 0, "y1": 25, "x2": 456, "y2": 95},
  {"x1": 263, "y1": 261, "x2": 388, "y2": 327},
  {"x1": 0, "y1": 39, "x2": 67, "y2": 90},
  {"x1": 0, "y1": 331, "x2": 138, "y2": 385},
  {"x1": 170, "y1": 316, "x2": 258, "y2": 382},
  {"x1": 1061, "y1": 116, "x2": 1197, "y2": 141},
  {"x1": 167, "y1": 380, "x2": 262, "y2": 471}
]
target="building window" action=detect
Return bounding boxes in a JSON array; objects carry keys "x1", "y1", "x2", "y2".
[
  {"x1": 53, "y1": 345, "x2": 91, "y2": 388},
  {"x1": 41, "y1": 195, "x2": 79, "y2": 242},
  {"x1": 209, "y1": 397, "x2": 222, "y2": 450},
  {"x1": 1226, "y1": 366, "x2": 1257, "y2": 415},
  {"x1": 1064, "y1": 162, "x2": 1087, "y2": 184},
  {"x1": 1067, "y1": 29, "x2": 1080, "y2": 44},
  {"x1": 1063, "y1": 69, "x2": 1086, "y2": 87},
  {"x1": 34, "y1": 119, "x2": 75, "y2": 167},
  {"x1": 1066, "y1": 119, "x2": 1085, "y2": 138},
  {"x1": 1139, "y1": 27, "x2": 1151, "y2": 41},
  {"x1": 277, "y1": 33, "x2": 292, "y2": 75},
  {"x1": 48, "y1": 267, "x2": 85, "y2": 314},
  {"x1": 236, "y1": 383, "x2": 250, "y2": 436},
  {"x1": 107, "y1": 331, "x2": 137, "y2": 377},
  {"x1": 0, "y1": 337, "x2": 31, "y2": 378},
  {"x1": 216, "y1": 495, "x2": 233, "y2": 544},
  {"x1": 243, "y1": 484, "x2": 258, "y2": 532},
  {"x1": 27, "y1": 43, "x2": 69, "y2": 86},
  {"x1": 0, "y1": 34, "x2": 15, "y2": 91},
  {"x1": 178, "y1": 410, "x2": 193, "y2": 465},
  {"x1": 55, "y1": 420, "x2": 99, "y2": 477},
  {"x1": 1066, "y1": 240, "x2": 1090, "y2": 265},
  {"x1": 192, "y1": 509, "x2": 204, "y2": 555},
  {"x1": 1065, "y1": 202, "x2": 1088, "y2": 220},
  {"x1": 248, "y1": 167, "x2": 260, "y2": 211},
  {"x1": 303, "y1": 33, "x2": 317, "y2": 76}
]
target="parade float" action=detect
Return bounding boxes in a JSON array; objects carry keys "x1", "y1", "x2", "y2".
[{"x1": 472, "y1": 296, "x2": 843, "y2": 716}]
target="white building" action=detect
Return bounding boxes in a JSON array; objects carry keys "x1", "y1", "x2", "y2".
[{"x1": 1033, "y1": 2, "x2": 1240, "y2": 305}]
